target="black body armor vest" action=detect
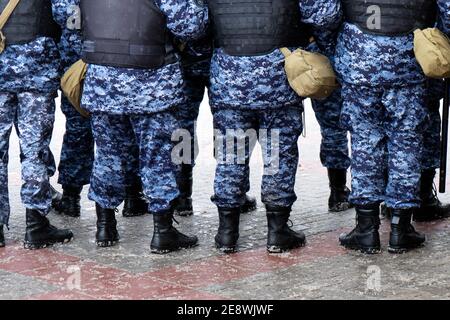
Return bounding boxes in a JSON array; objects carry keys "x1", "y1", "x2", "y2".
[
  {"x1": 208, "y1": 0, "x2": 310, "y2": 56},
  {"x1": 81, "y1": 0, "x2": 176, "y2": 69},
  {"x1": 0, "y1": 0, "x2": 61, "y2": 45},
  {"x1": 342, "y1": 0, "x2": 437, "y2": 36}
]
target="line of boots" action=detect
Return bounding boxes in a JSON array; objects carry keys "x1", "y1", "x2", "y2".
[
  {"x1": 53, "y1": 184, "x2": 149, "y2": 218},
  {"x1": 215, "y1": 205, "x2": 306, "y2": 254},
  {"x1": 95, "y1": 203, "x2": 198, "y2": 253},
  {"x1": 339, "y1": 204, "x2": 426, "y2": 254}
]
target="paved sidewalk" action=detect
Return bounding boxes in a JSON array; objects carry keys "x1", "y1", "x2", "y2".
[{"x1": 0, "y1": 97, "x2": 449, "y2": 300}]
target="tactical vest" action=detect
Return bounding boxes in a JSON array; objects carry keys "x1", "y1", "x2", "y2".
[
  {"x1": 0, "y1": 0, "x2": 61, "y2": 45},
  {"x1": 342, "y1": 0, "x2": 437, "y2": 36},
  {"x1": 208, "y1": 0, "x2": 310, "y2": 56},
  {"x1": 81, "y1": 0, "x2": 176, "y2": 69}
]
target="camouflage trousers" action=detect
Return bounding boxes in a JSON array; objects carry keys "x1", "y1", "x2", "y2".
[
  {"x1": 89, "y1": 112, "x2": 179, "y2": 213},
  {"x1": 311, "y1": 88, "x2": 351, "y2": 170},
  {"x1": 0, "y1": 92, "x2": 56, "y2": 225},
  {"x1": 212, "y1": 106, "x2": 303, "y2": 209},
  {"x1": 57, "y1": 96, "x2": 94, "y2": 189},
  {"x1": 341, "y1": 83, "x2": 428, "y2": 209}
]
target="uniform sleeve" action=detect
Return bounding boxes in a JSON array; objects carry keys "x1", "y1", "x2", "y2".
[
  {"x1": 299, "y1": 0, "x2": 343, "y2": 31},
  {"x1": 299, "y1": 0, "x2": 343, "y2": 57},
  {"x1": 155, "y1": 0, "x2": 209, "y2": 41},
  {"x1": 437, "y1": 0, "x2": 450, "y2": 35}
]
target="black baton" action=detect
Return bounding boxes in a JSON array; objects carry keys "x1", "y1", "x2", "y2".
[{"x1": 439, "y1": 78, "x2": 450, "y2": 193}]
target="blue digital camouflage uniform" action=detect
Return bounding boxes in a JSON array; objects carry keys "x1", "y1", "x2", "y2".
[
  {"x1": 82, "y1": 0, "x2": 209, "y2": 213},
  {"x1": 0, "y1": 33, "x2": 61, "y2": 225},
  {"x1": 52, "y1": 0, "x2": 94, "y2": 189},
  {"x1": 209, "y1": 0, "x2": 343, "y2": 209},
  {"x1": 336, "y1": 0, "x2": 450, "y2": 209},
  {"x1": 308, "y1": 41, "x2": 350, "y2": 170}
]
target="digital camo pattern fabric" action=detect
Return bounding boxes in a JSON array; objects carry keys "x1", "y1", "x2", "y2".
[
  {"x1": 208, "y1": 0, "x2": 342, "y2": 109},
  {"x1": 341, "y1": 84, "x2": 428, "y2": 209},
  {"x1": 81, "y1": 0, "x2": 209, "y2": 115},
  {"x1": 0, "y1": 93, "x2": 56, "y2": 225},
  {"x1": 212, "y1": 107, "x2": 304, "y2": 209},
  {"x1": 89, "y1": 112, "x2": 179, "y2": 213},
  {"x1": 0, "y1": 37, "x2": 61, "y2": 94}
]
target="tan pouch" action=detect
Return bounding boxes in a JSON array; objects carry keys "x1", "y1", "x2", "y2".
[
  {"x1": 280, "y1": 48, "x2": 339, "y2": 99},
  {"x1": 60, "y1": 59, "x2": 90, "y2": 118},
  {"x1": 0, "y1": 0, "x2": 21, "y2": 54},
  {"x1": 414, "y1": 28, "x2": 450, "y2": 79}
]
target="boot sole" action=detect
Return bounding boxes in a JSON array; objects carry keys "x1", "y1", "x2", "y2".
[
  {"x1": 329, "y1": 202, "x2": 353, "y2": 213},
  {"x1": 96, "y1": 239, "x2": 120, "y2": 247},
  {"x1": 267, "y1": 241, "x2": 306, "y2": 254},
  {"x1": 150, "y1": 242, "x2": 199, "y2": 254},
  {"x1": 215, "y1": 242, "x2": 238, "y2": 254},
  {"x1": 24, "y1": 236, "x2": 73, "y2": 250},
  {"x1": 339, "y1": 242, "x2": 381, "y2": 255},
  {"x1": 388, "y1": 243, "x2": 425, "y2": 254}
]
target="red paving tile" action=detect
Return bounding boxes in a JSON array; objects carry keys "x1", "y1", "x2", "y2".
[
  {"x1": 143, "y1": 258, "x2": 256, "y2": 289},
  {"x1": 0, "y1": 244, "x2": 80, "y2": 273},
  {"x1": 5, "y1": 220, "x2": 448, "y2": 300}
]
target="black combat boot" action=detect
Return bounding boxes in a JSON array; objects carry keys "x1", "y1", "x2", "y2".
[
  {"x1": 96, "y1": 204, "x2": 120, "y2": 247},
  {"x1": 328, "y1": 169, "x2": 353, "y2": 212},
  {"x1": 122, "y1": 185, "x2": 148, "y2": 217},
  {"x1": 414, "y1": 169, "x2": 450, "y2": 222},
  {"x1": 215, "y1": 207, "x2": 241, "y2": 253},
  {"x1": 174, "y1": 164, "x2": 194, "y2": 216},
  {"x1": 24, "y1": 209, "x2": 73, "y2": 250},
  {"x1": 339, "y1": 204, "x2": 381, "y2": 254},
  {"x1": 0, "y1": 224, "x2": 5, "y2": 248},
  {"x1": 388, "y1": 209, "x2": 426, "y2": 254},
  {"x1": 56, "y1": 185, "x2": 82, "y2": 217},
  {"x1": 240, "y1": 195, "x2": 257, "y2": 214},
  {"x1": 50, "y1": 185, "x2": 63, "y2": 211},
  {"x1": 151, "y1": 211, "x2": 198, "y2": 254},
  {"x1": 266, "y1": 205, "x2": 306, "y2": 253}
]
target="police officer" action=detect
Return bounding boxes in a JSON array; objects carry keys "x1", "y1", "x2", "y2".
[
  {"x1": 337, "y1": 0, "x2": 450, "y2": 254},
  {"x1": 308, "y1": 34, "x2": 352, "y2": 212},
  {"x1": 174, "y1": 35, "x2": 258, "y2": 216},
  {"x1": 50, "y1": 0, "x2": 93, "y2": 218},
  {"x1": 51, "y1": 0, "x2": 149, "y2": 219},
  {"x1": 207, "y1": 0, "x2": 343, "y2": 253},
  {"x1": 0, "y1": 0, "x2": 73, "y2": 249},
  {"x1": 80, "y1": 0, "x2": 208, "y2": 252}
]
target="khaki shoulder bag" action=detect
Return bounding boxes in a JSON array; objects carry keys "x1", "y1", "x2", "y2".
[
  {"x1": 0, "y1": 0, "x2": 21, "y2": 54},
  {"x1": 280, "y1": 48, "x2": 339, "y2": 100},
  {"x1": 60, "y1": 59, "x2": 90, "y2": 118},
  {"x1": 414, "y1": 28, "x2": 450, "y2": 79}
]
